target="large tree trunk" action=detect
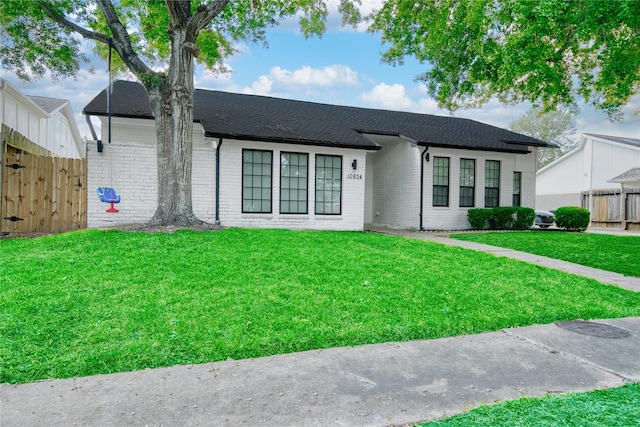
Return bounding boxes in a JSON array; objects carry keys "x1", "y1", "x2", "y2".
[{"x1": 146, "y1": 26, "x2": 201, "y2": 227}]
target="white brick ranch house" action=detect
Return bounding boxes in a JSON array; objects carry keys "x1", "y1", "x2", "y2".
[{"x1": 83, "y1": 80, "x2": 552, "y2": 231}]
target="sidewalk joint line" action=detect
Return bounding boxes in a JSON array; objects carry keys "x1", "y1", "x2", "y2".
[{"x1": 501, "y1": 329, "x2": 633, "y2": 382}]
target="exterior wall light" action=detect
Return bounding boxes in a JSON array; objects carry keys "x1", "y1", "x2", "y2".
[{"x1": 352, "y1": 159, "x2": 357, "y2": 170}]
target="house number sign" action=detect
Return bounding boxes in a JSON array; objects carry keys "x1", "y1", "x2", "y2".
[{"x1": 346, "y1": 173, "x2": 363, "y2": 180}]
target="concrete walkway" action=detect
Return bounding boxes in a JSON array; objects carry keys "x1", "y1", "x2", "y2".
[
  {"x1": 371, "y1": 229, "x2": 640, "y2": 292},
  {"x1": 2, "y1": 232, "x2": 639, "y2": 426}
]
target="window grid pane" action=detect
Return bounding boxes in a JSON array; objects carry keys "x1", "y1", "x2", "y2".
[
  {"x1": 315, "y1": 155, "x2": 342, "y2": 215},
  {"x1": 485, "y1": 160, "x2": 500, "y2": 208},
  {"x1": 459, "y1": 158, "x2": 475, "y2": 207},
  {"x1": 280, "y1": 152, "x2": 308, "y2": 214},
  {"x1": 433, "y1": 157, "x2": 449, "y2": 207},
  {"x1": 242, "y1": 149, "x2": 272, "y2": 213}
]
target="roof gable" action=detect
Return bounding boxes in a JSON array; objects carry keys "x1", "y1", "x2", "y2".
[{"x1": 84, "y1": 80, "x2": 552, "y2": 153}]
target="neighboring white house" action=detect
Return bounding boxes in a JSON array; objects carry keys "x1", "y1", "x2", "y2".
[
  {"x1": 536, "y1": 133, "x2": 640, "y2": 211},
  {"x1": 83, "y1": 80, "x2": 552, "y2": 231},
  {"x1": 0, "y1": 78, "x2": 84, "y2": 159}
]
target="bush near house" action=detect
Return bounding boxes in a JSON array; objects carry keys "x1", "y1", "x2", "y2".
[
  {"x1": 468, "y1": 208, "x2": 494, "y2": 229},
  {"x1": 468, "y1": 207, "x2": 535, "y2": 230},
  {"x1": 554, "y1": 206, "x2": 590, "y2": 232},
  {"x1": 488, "y1": 206, "x2": 518, "y2": 229},
  {"x1": 513, "y1": 207, "x2": 536, "y2": 229}
]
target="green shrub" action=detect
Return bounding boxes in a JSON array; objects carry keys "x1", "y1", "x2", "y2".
[
  {"x1": 513, "y1": 207, "x2": 536, "y2": 229},
  {"x1": 468, "y1": 207, "x2": 536, "y2": 230},
  {"x1": 489, "y1": 206, "x2": 518, "y2": 229},
  {"x1": 468, "y1": 208, "x2": 493, "y2": 229},
  {"x1": 554, "y1": 206, "x2": 590, "y2": 231}
]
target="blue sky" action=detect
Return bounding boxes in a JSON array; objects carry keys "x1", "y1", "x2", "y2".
[{"x1": 2, "y1": 4, "x2": 639, "y2": 141}]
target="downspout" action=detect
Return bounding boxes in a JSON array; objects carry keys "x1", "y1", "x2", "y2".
[
  {"x1": 419, "y1": 146, "x2": 429, "y2": 231},
  {"x1": 107, "y1": 38, "x2": 113, "y2": 147},
  {"x1": 215, "y1": 138, "x2": 222, "y2": 225}
]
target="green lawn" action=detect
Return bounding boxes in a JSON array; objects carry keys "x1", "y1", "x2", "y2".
[
  {"x1": 2, "y1": 228, "x2": 639, "y2": 384},
  {"x1": 420, "y1": 383, "x2": 640, "y2": 427},
  {"x1": 451, "y1": 231, "x2": 640, "y2": 277}
]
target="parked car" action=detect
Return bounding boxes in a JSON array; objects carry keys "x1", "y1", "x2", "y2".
[{"x1": 535, "y1": 210, "x2": 555, "y2": 228}]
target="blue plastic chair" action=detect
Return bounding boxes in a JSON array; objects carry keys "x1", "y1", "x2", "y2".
[
  {"x1": 96, "y1": 187, "x2": 121, "y2": 203},
  {"x1": 96, "y1": 187, "x2": 120, "y2": 212}
]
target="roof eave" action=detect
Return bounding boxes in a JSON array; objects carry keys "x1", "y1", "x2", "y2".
[
  {"x1": 206, "y1": 132, "x2": 381, "y2": 151},
  {"x1": 499, "y1": 139, "x2": 556, "y2": 148},
  {"x1": 82, "y1": 111, "x2": 156, "y2": 121},
  {"x1": 417, "y1": 141, "x2": 530, "y2": 154}
]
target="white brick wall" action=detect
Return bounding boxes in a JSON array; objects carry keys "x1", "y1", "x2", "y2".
[
  {"x1": 420, "y1": 148, "x2": 537, "y2": 230},
  {"x1": 218, "y1": 140, "x2": 366, "y2": 231},
  {"x1": 366, "y1": 141, "x2": 421, "y2": 229},
  {"x1": 88, "y1": 117, "x2": 367, "y2": 230},
  {"x1": 87, "y1": 115, "x2": 536, "y2": 232},
  {"x1": 366, "y1": 144, "x2": 537, "y2": 230},
  {"x1": 87, "y1": 118, "x2": 215, "y2": 228}
]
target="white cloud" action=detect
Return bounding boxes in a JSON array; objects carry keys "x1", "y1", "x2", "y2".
[
  {"x1": 360, "y1": 82, "x2": 415, "y2": 110},
  {"x1": 415, "y1": 97, "x2": 443, "y2": 115},
  {"x1": 244, "y1": 75, "x2": 273, "y2": 96},
  {"x1": 242, "y1": 64, "x2": 360, "y2": 97}
]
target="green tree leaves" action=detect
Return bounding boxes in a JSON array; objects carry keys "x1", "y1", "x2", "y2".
[{"x1": 369, "y1": 0, "x2": 640, "y2": 119}]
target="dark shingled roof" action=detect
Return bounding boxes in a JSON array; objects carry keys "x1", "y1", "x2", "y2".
[{"x1": 83, "y1": 80, "x2": 553, "y2": 153}]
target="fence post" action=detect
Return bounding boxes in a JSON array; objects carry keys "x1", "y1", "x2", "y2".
[{"x1": 622, "y1": 189, "x2": 628, "y2": 231}]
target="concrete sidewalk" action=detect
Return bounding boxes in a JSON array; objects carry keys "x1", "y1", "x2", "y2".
[
  {"x1": 372, "y1": 229, "x2": 640, "y2": 292},
  {"x1": 2, "y1": 317, "x2": 639, "y2": 426}
]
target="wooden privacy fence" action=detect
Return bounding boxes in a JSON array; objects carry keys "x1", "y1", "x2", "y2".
[
  {"x1": 1, "y1": 152, "x2": 87, "y2": 235},
  {"x1": 581, "y1": 188, "x2": 640, "y2": 231}
]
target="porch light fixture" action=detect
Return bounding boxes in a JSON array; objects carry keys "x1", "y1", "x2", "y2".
[{"x1": 352, "y1": 159, "x2": 357, "y2": 170}]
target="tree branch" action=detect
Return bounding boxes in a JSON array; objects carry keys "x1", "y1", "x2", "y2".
[
  {"x1": 95, "y1": 0, "x2": 155, "y2": 78},
  {"x1": 37, "y1": 1, "x2": 111, "y2": 45},
  {"x1": 187, "y1": 0, "x2": 230, "y2": 36}
]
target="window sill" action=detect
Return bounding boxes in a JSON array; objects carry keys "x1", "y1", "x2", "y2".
[{"x1": 241, "y1": 214, "x2": 273, "y2": 219}]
